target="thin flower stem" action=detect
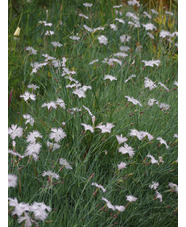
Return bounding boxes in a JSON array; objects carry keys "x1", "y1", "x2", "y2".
[
  {"x1": 32, "y1": 160, "x2": 38, "y2": 178},
  {"x1": 19, "y1": 172, "x2": 21, "y2": 196}
]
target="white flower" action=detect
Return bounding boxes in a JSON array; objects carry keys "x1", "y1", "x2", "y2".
[
  {"x1": 126, "y1": 12, "x2": 140, "y2": 28},
  {"x1": 81, "y1": 123, "x2": 94, "y2": 133},
  {"x1": 66, "y1": 83, "x2": 80, "y2": 89},
  {"x1": 30, "y1": 62, "x2": 48, "y2": 75},
  {"x1": 115, "y1": 18, "x2": 125, "y2": 24},
  {"x1": 24, "y1": 142, "x2": 42, "y2": 161},
  {"x1": 93, "y1": 27, "x2": 105, "y2": 32},
  {"x1": 59, "y1": 158, "x2": 73, "y2": 169},
  {"x1": 82, "y1": 85, "x2": 92, "y2": 91},
  {"x1": 61, "y1": 57, "x2": 67, "y2": 68},
  {"x1": 45, "y1": 30, "x2": 54, "y2": 36},
  {"x1": 52, "y1": 59, "x2": 62, "y2": 68},
  {"x1": 8, "y1": 124, "x2": 23, "y2": 140},
  {"x1": 79, "y1": 13, "x2": 89, "y2": 19},
  {"x1": 155, "y1": 191, "x2": 162, "y2": 202},
  {"x1": 157, "y1": 137, "x2": 169, "y2": 149},
  {"x1": 147, "y1": 32, "x2": 154, "y2": 39},
  {"x1": 102, "y1": 197, "x2": 126, "y2": 212},
  {"x1": 142, "y1": 23, "x2": 157, "y2": 31},
  {"x1": 8, "y1": 174, "x2": 17, "y2": 188},
  {"x1": 174, "y1": 134, "x2": 178, "y2": 138},
  {"x1": 8, "y1": 150, "x2": 25, "y2": 159},
  {"x1": 102, "y1": 58, "x2": 122, "y2": 66},
  {"x1": 140, "y1": 131, "x2": 154, "y2": 141},
  {"x1": 20, "y1": 91, "x2": 36, "y2": 101},
  {"x1": 158, "y1": 103, "x2": 170, "y2": 111},
  {"x1": 149, "y1": 181, "x2": 159, "y2": 190},
  {"x1": 42, "y1": 171, "x2": 59, "y2": 180},
  {"x1": 52, "y1": 58, "x2": 63, "y2": 67},
  {"x1": 83, "y1": 25, "x2": 93, "y2": 32},
  {"x1": 128, "y1": 21, "x2": 140, "y2": 28},
  {"x1": 147, "y1": 154, "x2": 159, "y2": 164},
  {"x1": 113, "y1": 5, "x2": 123, "y2": 8},
  {"x1": 69, "y1": 35, "x2": 80, "y2": 41},
  {"x1": 27, "y1": 84, "x2": 39, "y2": 90},
  {"x1": 173, "y1": 31, "x2": 178, "y2": 36},
  {"x1": 142, "y1": 60, "x2": 161, "y2": 67},
  {"x1": 65, "y1": 73, "x2": 78, "y2": 80},
  {"x1": 125, "y1": 75, "x2": 136, "y2": 83},
  {"x1": 118, "y1": 162, "x2": 127, "y2": 170},
  {"x1": 110, "y1": 24, "x2": 117, "y2": 31},
  {"x1": 113, "y1": 52, "x2": 128, "y2": 58},
  {"x1": 129, "y1": 129, "x2": 143, "y2": 140},
  {"x1": 44, "y1": 22, "x2": 52, "y2": 27},
  {"x1": 168, "y1": 183, "x2": 178, "y2": 193},
  {"x1": 115, "y1": 205, "x2": 125, "y2": 212},
  {"x1": 83, "y1": 3, "x2": 93, "y2": 7},
  {"x1": 101, "y1": 197, "x2": 116, "y2": 211},
  {"x1": 91, "y1": 182, "x2": 106, "y2": 192},
  {"x1": 126, "y1": 195, "x2": 138, "y2": 202},
  {"x1": 159, "y1": 30, "x2": 172, "y2": 38},
  {"x1": 151, "y1": 9, "x2": 159, "y2": 15},
  {"x1": 51, "y1": 41, "x2": 63, "y2": 47},
  {"x1": 128, "y1": 0, "x2": 140, "y2": 7},
  {"x1": 42, "y1": 54, "x2": 56, "y2": 61},
  {"x1": 116, "y1": 134, "x2": 128, "y2": 144},
  {"x1": 158, "y1": 82, "x2": 169, "y2": 91},
  {"x1": 119, "y1": 143, "x2": 135, "y2": 157},
  {"x1": 72, "y1": 84, "x2": 91, "y2": 98},
  {"x1": 96, "y1": 123, "x2": 115, "y2": 133},
  {"x1": 30, "y1": 202, "x2": 51, "y2": 221},
  {"x1": 39, "y1": 21, "x2": 52, "y2": 26},
  {"x1": 56, "y1": 98, "x2": 66, "y2": 109},
  {"x1": 165, "y1": 11, "x2": 173, "y2": 16},
  {"x1": 69, "y1": 107, "x2": 82, "y2": 114},
  {"x1": 129, "y1": 129, "x2": 154, "y2": 141},
  {"x1": 143, "y1": 11, "x2": 152, "y2": 19},
  {"x1": 147, "y1": 98, "x2": 159, "y2": 106},
  {"x1": 26, "y1": 131, "x2": 42, "y2": 144},
  {"x1": 18, "y1": 212, "x2": 35, "y2": 227},
  {"x1": 120, "y1": 34, "x2": 131, "y2": 42},
  {"x1": 174, "y1": 81, "x2": 178, "y2": 86},
  {"x1": 98, "y1": 35, "x2": 108, "y2": 45},
  {"x1": 73, "y1": 88, "x2": 86, "y2": 98},
  {"x1": 125, "y1": 96, "x2": 142, "y2": 106},
  {"x1": 83, "y1": 105, "x2": 94, "y2": 119},
  {"x1": 126, "y1": 12, "x2": 139, "y2": 21},
  {"x1": 120, "y1": 46, "x2": 130, "y2": 52},
  {"x1": 26, "y1": 46, "x2": 37, "y2": 55},
  {"x1": 8, "y1": 198, "x2": 30, "y2": 217},
  {"x1": 50, "y1": 128, "x2": 66, "y2": 143},
  {"x1": 41, "y1": 101, "x2": 57, "y2": 110},
  {"x1": 158, "y1": 156, "x2": 164, "y2": 164},
  {"x1": 46, "y1": 141, "x2": 60, "y2": 151},
  {"x1": 103, "y1": 75, "x2": 117, "y2": 81},
  {"x1": 89, "y1": 59, "x2": 99, "y2": 65},
  {"x1": 65, "y1": 74, "x2": 78, "y2": 81},
  {"x1": 144, "y1": 77, "x2": 157, "y2": 90}
]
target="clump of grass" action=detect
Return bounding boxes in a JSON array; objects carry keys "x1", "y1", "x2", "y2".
[{"x1": 8, "y1": 0, "x2": 177, "y2": 226}]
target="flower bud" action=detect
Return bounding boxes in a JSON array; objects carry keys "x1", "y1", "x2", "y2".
[{"x1": 14, "y1": 27, "x2": 21, "y2": 37}]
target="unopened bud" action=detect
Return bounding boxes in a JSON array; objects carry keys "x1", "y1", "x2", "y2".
[{"x1": 14, "y1": 27, "x2": 21, "y2": 37}]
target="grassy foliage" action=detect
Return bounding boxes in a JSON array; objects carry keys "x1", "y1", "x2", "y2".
[{"x1": 8, "y1": 0, "x2": 178, "y2": 226}]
